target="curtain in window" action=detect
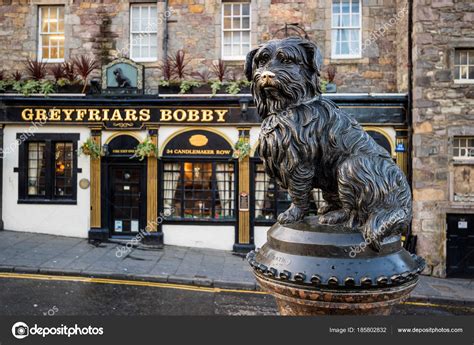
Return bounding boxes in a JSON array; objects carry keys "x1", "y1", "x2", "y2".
[
  {"x1": 255, "y1": 173, "x2": 269, "y2": 218},
  {"x1": 163, "y1": 163, "x2": 180, "y2": 214},
  {"x1": 27, "y1": 143, "x2": 45, "y2": 196},
  {"x1": 215, "y1": 164, "x2": 234, "y2": 217}
]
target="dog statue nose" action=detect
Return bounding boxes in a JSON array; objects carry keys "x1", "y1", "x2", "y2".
[{"x1": 261, "y1": 71, "x2": 276, "y2": 83}]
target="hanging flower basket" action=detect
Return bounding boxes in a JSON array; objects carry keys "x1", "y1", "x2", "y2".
[
  {"x1": 233, "y1": 137, "x2": 251, "y2": 161},
  {"x1": 79, "y1": 137, "x2": 103, "y2": 159},
  {"x1": 132, "y1": 136, "x2": 158, "y2": 161}
]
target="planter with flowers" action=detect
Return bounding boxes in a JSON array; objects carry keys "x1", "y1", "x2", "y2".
[
  {"x1": 132, "y1": 136, "x2": 159, "y2": 161},
  {"x1": 79, "y1": 137, "x2": 103, "y2": 159},
  {"x1": 232, "y1": 137, "x2": 251, "y2": 161}
]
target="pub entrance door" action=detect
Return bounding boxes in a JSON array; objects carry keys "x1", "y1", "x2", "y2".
[{"x1": 108, "y1": 164, "x2": 145, "y2": 236}]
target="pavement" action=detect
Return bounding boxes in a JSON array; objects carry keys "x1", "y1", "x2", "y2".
[{"x1": 0, "y1": 230, "x2": 473, "y2": 306}]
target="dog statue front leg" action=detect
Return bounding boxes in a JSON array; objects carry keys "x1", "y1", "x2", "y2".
[{"x1": 277, "y1": 165, "x2": 314, "y2": 224}]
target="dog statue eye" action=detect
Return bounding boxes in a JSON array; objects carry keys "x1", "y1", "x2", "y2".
[
  {"x1": 281, "y1": 58, "x2": 293, "y2": 64},
  {"x1": 258, "y1": 54, "x2": 270, "y2": 67}
]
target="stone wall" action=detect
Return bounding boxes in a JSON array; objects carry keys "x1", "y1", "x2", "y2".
[
  {"x1": 411, "y1": 0, "x2": 474, "y2": 277},
  {"x1": 0, "y1": 0, "x2": 408, "y2": 93}
]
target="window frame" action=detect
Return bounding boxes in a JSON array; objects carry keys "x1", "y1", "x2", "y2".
[
  {"x1": 221, "y1": 1, "x2": 252, "y2": 61},
  {"x1": 17, "y1": 133, "x2": 80, "y2": 204},
  {"x1": 454, "y1": 49, "x2": 474, "y2": 84},
  {"x1": 251, "y1": 160, "x2": 323, "y2": 226},
  {"x1": 453, "y1": 136, "x2": 474, "y2": 160},
  {"x1": 331, "y1": 0, "x2": 362, "y2": 60},
  {"x1": 159, "y1": 158, "x2": 238, "y2": 224},
  {"x1": 38, "y1": 5, "x2": 65, "y2": 63},
  {"x1": 129, "y1": 3, "x2": 159, "y2": 63}
]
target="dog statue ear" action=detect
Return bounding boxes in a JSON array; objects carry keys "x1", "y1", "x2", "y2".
[
  {"x1": 244, "y1": 47, "x2": 259, "y2": 81},
  {"x1": 300, "y1": 41, "x2": 323, "y2": 76}
]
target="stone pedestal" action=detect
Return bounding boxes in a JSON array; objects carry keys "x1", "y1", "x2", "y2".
[{"x1": 247, "y1": 216, "x2": 425, "y2": 316}]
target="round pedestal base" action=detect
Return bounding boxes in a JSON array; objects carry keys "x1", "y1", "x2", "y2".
[{"x1": 256, "y1": 274, "x2": 418, "y2": 315}]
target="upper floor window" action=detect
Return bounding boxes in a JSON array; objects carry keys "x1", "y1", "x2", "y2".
[
  {"x1": 39, "y1": 6, "x2": 65, "y2": 62},
  {"x1": 331, "y1": 0, "x2": 361, "y2": 59},
  {"x1": 222, "y1": 2, "x2": 251, "y2": 60},
  {"x1": 130, "y1": 4, "x2": 158, "y2": 62},
  {"x1": 453, "y1": 137, "x2": 474, "y2": 159},
  {"x1": 454, "y1": 49, "x2": 474, "y2": 83}
]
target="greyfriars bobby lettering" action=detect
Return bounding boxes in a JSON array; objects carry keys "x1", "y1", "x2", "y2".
[{"x1": 245, "y1": 37, "x2": 412, "y2": 251}]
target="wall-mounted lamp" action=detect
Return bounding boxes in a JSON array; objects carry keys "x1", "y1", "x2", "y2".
[
  {"x1": 239, "y1": 98, "x2": 250, "y2": 120},
  {"x1": 102, "y1": 143, "x2": 110, "y2": 157}
]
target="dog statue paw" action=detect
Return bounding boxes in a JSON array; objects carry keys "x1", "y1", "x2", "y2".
[
  {"x1": 277, "y1": 204, "x2": 305, "y2": 224},
  {"x1": 245, "y1": 37, "x2": 412, "y2": 250}
]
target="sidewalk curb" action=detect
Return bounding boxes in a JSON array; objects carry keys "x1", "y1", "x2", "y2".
[{"x1": 1, "y1": 265, "x2": 473, "y2": 307}]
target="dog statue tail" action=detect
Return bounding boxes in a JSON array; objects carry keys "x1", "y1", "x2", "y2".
[{"x1": 363, "y1": 208, "x2": 411, "y2": 252}]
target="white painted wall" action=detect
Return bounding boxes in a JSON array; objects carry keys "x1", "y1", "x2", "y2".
[
  {"x1": 162, "y1": 224, "x2": 235, "y2": 251},
  {"x1": 3, "y1": 125, "x2": 91, "y2": 238},
  {"x1": 254, "y1": 226, "x2": 271, "y2": 249}
]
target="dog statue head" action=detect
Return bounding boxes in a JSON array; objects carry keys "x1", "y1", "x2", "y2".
[{"x1": 245, "y1": 37, "x2": 323, "y2": 117}]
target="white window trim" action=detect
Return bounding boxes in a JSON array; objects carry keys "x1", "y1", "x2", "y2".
[
  {"x1": 221, "y1": 2, "x2": 251, "y2": 61},
  {"x1": 453, "y1": 137, "x2": 474, "y2": 160},
  {"x1": 454, "y1": 49, "x2": 474, "y2": 83},
  {"x1": 331, "y1": 0, "x2": 362, "y2": 60},
  {"x1": 38, "y1": 6, "x2": 65, "y2": 63},
  {"x1": 130, "y1": 4, "x2": 158, "y2": 62}
]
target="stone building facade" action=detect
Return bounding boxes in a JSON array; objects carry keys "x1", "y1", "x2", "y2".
[
  {"x1": 0, "y1": 0, "x2": 409, "y2": 93},
  {"x1": 411, "y1": 0, "x2": 474, "y2": 277}
]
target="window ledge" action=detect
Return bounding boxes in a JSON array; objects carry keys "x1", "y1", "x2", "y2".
[
  {"x1": 18, "y1": 199, "x2": 77, "y2": 205},
  {"x1": 452, "y1": 158, "x2": 474, "y2": 165},
  {"x1": 221, "y1": 56, "x2": 246, "y2": 62},
  {"x1": 40, "y1": 59, "x2": 65, "y2": 64},
  {"x1": 454, "y1": 79, "x2": 474, "y2": 84}
]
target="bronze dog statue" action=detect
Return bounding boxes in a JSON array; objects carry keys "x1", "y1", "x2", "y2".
[
  {"x1": 113, "y1": 67, "x2": 132, "y2": 88},
  {"x1": 245, "y1": 37, "x2": 412, "y2": 250}
]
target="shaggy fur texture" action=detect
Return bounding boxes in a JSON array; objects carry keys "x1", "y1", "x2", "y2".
[{"x1": 245, "y1": 37, "x2": 412, "y2": 250}]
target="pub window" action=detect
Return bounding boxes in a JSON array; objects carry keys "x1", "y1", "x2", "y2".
[
  {"x1": 253, "y1": 162, "x2": 323, "y2": 223},
  {"x1": 222, "y1": 2, "x2": 251, "y2": 60},
  {"x1": 454, "y1": 49, "x2": 474, "y2": 83},
  {"x1": 18, "y1": 134, "x2": 79, "y2": 204},
  {"x1": 453, "y1": 137, "x2": 474, "y2": 159},
  {"x1": 331, "y1": 0, "x2": 361, "y2": 59},
  {"x1": 130, "y1": 4, "x2": 158, "y2": 62},
  {"x1": 38, "y1": 6, "x2": 65, "y2": 62},
  {"x1": 162, "y1": 161, "x2": 236, "y2": 221}
]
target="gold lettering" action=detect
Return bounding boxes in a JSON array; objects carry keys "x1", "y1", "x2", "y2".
[
  {"x1": 75, "y1": 109, "x2": 87, "y2": 121},
  {"x1": 160, "y1": 109, "x2": 172, "y2": 121},
  {"x1": 88, "y1": 109, "x2": 101, "y2": 121},
  {"x1": 102, "y1": 109, "x2": 110, "y2": 121},
  {"x1": 201, "y1": 110, "x2": 213, "y2": 122},
  {"x1": 124, "y1": 109, "x2": 138, "y2": 121},
  {"x1": 35, "y1": 109, "x2": 47, "y2": 122},
  {"x1": 110, "y1": 109, "x2": 123, "y2": 121},
  {"x1": 21, "y1": 109, "x2": 34, "y2": 121},
  {"x1": 62, "y1": 109, "x2": 74, "y2": 121},
  {"x1": 215, "y1": 109, "x2": 228, "y2": 122},
  {"x1": 48, "y1": 109, "x2": 61, "y2": 121},
  {"x1": 173, "y1": 109, "x2": 187, "y2": 122},
  {"x1": 139, "y1": 109, "x2": 150, "y2": 121},
  {"x1": 187, "y1": 109, "x2": 200, "y2": 122}
]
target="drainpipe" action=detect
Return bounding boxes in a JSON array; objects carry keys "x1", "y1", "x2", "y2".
[
  {"x1": 407, "y1": 0, "x2": 413, "y2": 187},
  {"x1": 163, "y1": 0, "x2": 169, "y2": 59}
]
